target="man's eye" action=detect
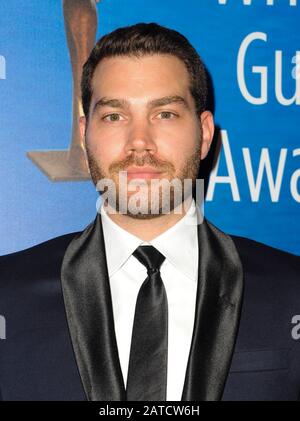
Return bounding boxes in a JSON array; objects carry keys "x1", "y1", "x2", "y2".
[
  {"x1": 103, "y1": 113, "x2": 123, "y2": 122},
  {"x1": 158, "y1": 111, "x2": 177, "y2": 119}
]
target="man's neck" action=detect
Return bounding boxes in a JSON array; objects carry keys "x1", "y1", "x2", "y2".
[{"x1": 105, "y1": 198, "x2": 193, "y2": 242}]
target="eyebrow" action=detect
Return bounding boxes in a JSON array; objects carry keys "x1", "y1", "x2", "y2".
[{"x1": 92, "y1": 95, "x2": 190, "y2": 114}]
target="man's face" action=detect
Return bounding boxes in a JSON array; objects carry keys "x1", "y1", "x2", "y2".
[{"x1": 80, "y1": 54, "x2": 214, "y2": 218}]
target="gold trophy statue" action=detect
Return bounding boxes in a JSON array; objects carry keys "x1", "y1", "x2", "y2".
[{"x1": 27, "y1": 0, "x2": 101, "y2": 181}]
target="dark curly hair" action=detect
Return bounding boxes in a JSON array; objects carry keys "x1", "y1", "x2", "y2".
[{"x1": 81, "y1": 22, "x2": 208, "y2": 119}]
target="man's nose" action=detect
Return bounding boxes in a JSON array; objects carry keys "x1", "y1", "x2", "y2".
[{"x1": 124, "y1": 118, "x2": 157, "y2": 155}]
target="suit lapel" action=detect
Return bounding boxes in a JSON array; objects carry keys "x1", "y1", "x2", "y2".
[
  {"x1": 181, "y1": 213, "x2": 244, "y2": 400},
  {"x1": 60, "y1": 214, "x2": 126, "y2": 401},
  {"x1": 61, "y1": 210, "x2": 244, "y2": 401}
]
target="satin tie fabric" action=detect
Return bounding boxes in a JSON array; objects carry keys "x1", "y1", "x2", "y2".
[{"x1": 126, "y1": 245, "x2": 168, "y2": 401}]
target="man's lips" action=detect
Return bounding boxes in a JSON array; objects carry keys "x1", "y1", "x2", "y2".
[{"x1": 125, "y1": 167, "x2": 164, "y2": 180}]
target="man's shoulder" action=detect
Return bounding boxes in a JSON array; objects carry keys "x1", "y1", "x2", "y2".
[
  {"x1": 204, "y1": 218, "x2": 299, "y2": 293},
  {"x1": 0, "y1": 231, "x2": 80, "y2": 285},
  {"x1": 205, "y1": 218, "x2": 299, "y2": 272},
  {"x1": 228, "y1": 232, "x2": 300, "y2": 292},
  {"x1": 230, "y1": 233, "x2": 299, "y2": 269}
]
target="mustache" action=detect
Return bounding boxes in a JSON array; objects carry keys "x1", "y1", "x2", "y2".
[{"x1": 108, "y1": 154, "x2": 175, "y2": 174}]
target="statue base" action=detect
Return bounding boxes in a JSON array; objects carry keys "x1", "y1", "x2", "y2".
[{"x1": 27, "y1": 150, "x2": 91, "y2": 182}]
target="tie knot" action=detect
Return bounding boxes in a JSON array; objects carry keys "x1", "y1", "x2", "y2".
[{"x1": 132, "y1": 246, "x2": 165, "y2": 273}]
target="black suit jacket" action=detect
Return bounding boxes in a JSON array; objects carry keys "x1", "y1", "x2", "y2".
[{"x1": 0, "y1": 214, "x2": 300, "y2": 401}]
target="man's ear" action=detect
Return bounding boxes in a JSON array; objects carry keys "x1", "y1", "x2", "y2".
[
  {"x1": 79, "y1": 116, "x2": 87, "y2": 144},
  {"x1": 200, "y1": 111, "x2": 214, "y2": 160}
]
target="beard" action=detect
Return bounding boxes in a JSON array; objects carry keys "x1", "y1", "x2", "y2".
[{"x1": 86, "y1": 140, "x2": 201, "y2": 220}]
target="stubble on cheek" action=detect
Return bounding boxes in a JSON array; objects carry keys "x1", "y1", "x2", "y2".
[{"x1": 85, "y1": 126, "x2": 202, "y2": 217}]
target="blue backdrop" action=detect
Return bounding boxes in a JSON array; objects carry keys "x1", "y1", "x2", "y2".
[{"x1": 0, "y1": 0, "x2": 299, "y2": 255}]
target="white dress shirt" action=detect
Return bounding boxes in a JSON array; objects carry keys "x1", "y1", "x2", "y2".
[{"x1": 100, "y1": 199, "x2": 199, "y2": 401}]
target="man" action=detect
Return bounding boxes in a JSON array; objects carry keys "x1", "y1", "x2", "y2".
[{"x1": 0, "y1": 23, "x2": 300, "y2": 401}]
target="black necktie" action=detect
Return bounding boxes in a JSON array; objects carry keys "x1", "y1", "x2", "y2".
[{"x1": 126, "y1": 245, "x2": 168, "y2": 401}]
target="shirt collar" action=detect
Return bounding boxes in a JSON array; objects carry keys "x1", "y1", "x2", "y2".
[{"x1": 100, "y1": 199, "x2": 199, "y2": 281}]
